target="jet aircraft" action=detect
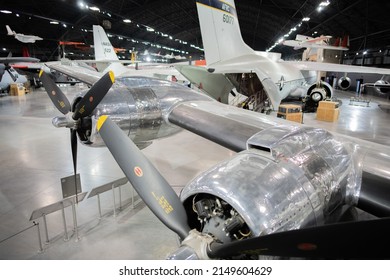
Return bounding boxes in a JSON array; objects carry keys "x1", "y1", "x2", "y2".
[
  {"x1": 283, "y1": 34, "x2": 349, "y2": 51},
  {"x1": 0, "y1": 56, "x2": 39, "y2": 92},
  {"x1": 6, "y1": 25, "x2": 43, "y2": 43},
  {"x1": 38, "y1": 40, "x2": 390, "y2": 260},
  {"x1": 177, "y1": 0, "x2": 390, "y2": 112}
]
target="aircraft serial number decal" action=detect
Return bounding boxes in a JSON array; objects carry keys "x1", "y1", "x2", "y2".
[
  {"x1": 152, "y1": 192, "x2": 174, "y2": 214},
  {"x1": 223, "y1": 14, "x2": 234, "y2": 24}
]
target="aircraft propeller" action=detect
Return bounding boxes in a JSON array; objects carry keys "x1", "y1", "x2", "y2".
[
  {"x1": 39, "y1": 70, "x2": 115, "y2": 201},
  {"x1": 97, "y1": 116, "x2": 191, "y2": 240},
  {"x1": 97, "y1": 115, "x2": 390, "y2": 259}
]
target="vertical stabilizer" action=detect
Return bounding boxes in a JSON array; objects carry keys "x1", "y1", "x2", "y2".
[
  {"x1": 196, "y1": 0, "x2": 254, "y2": 66},
  {"x1": 93, "y1": 25, "x2": 119, "y2": 61},
  {"x1": 6, "y1": 25, "x2": 14, "y2": 36}
]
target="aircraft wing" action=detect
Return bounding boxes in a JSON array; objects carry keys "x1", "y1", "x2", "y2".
[
  {"x1": 0, "y1": 57, "x2": 40, "y2": 64},
  {"x1": 282, "y1": 61, "x2": 390, "y2": 75},
  {"x1": 45, "y1": 62, "x2": 103, "y2": 86}
]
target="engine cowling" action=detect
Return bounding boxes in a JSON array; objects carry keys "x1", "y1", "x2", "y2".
[
  {"x1": 180, "y1": 125, "x2": 357, "y2": 248},
  {"x1": 338, "y1": 76, "x2": 351, "y2": 91},
  {"x1": 374, "y1": 80, "x2": 390, "y2": 94},
  {"x1": 304, "y1": 81, "x2": 333, "y2": 112}
]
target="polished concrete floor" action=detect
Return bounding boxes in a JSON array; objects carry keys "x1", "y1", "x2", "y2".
[{"x1": 0, "y1": 85, "x2": 389, "y2": 260}]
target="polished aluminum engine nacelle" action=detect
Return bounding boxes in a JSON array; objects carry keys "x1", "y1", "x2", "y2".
[
  {"x1": 180, "y1": 125, "x2": 360, "y2": 239},
  {"x1": 338, "y1": 76, "x2": 351, "y2": 91},
  {"x1": 82, "y1": 77, "x2": 212, "y2": 147}
]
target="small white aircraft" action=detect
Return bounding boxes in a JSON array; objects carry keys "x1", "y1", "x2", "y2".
[
  {"x1": 283, "y1": 34, "x2": 349, "y2": 51},
  {"x1": 6, "y1": 25, "x2": 43, "y2": 43},
  {"x1": 92, "y1": 25, "x2": 189, "y2": 84},
  {"x1": 178, "y1": 0, "x2": 390, "y2": 111}
]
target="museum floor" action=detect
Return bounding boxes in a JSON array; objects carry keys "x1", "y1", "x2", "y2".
[{"x1": 0, "y1": 84, "x2": 389, "y2": 260}]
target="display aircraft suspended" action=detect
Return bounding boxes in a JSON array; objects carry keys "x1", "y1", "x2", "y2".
[
  {"x1": 6, "y1": 25, "x2": 43, "y2": 43},
  {"x1": 0, "y1": 56, "x2": 39, "y2": 92},
  {"x1": 177, "y1": 0, "x2": 390, "y2": 112},
  {"x1": 91, "y1": 25, "x2": 189, "y2": 85},
  {"x1": 283, "y1": 34, "x2": 349, "y2": 51},
  {"x1": 38, "y1": 38, "x2": 390, "y2": 260}
]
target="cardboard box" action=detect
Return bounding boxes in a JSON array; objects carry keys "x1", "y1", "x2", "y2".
[
  {"x1": 10, "y1": 83, "x2": 26, "y2": 96},
  {"x1": 318, "y1": 100, "x2": 338, "y2": 109},
  {"x1": 317, "y1": 107, "x2": 339, "y2": 122}
]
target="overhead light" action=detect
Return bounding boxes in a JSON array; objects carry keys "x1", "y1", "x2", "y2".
[
  {"x1": 89, "y1": 6, "x2": 100, "y2": 12},
  {"x1": 16, "y1": 14, "x2": 20, "y2": 17},
  {"x1": 0, "y1": 10, "x2": 12, "y2": 14},
  {"x1": 50, "y1": 21, "x2": 59, "y2": 25},
  {"x1": 123, "y1": 19, "x2": 131, "y2": 23},
  {"x1": 78, "y1": 1, "x2": 85, "y2": 9},
  {"x1": 146, "y1": 27, "x2": 154, "y2": 32},
  {"x1": 2, "y1": 48, "x2": 7, "y2": 51},
  {"x1": 363, "y1": 51, "x2": 367, "y2": 55},
  {"x1": 319, "y1": 1, "x2": 330, "y2": 7},
  {"x1": 62, "y1": 23, "x2": 67, "y2": 28},
  {"x1": 302, "y1": 17, "x2": 310, "y2": 22}
]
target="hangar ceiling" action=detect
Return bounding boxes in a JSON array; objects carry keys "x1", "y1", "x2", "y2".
[{"x1": 0, "y1": 0, "x2": 389, "y2": 62}]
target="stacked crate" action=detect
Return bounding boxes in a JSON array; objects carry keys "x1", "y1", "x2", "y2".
[
  {"x1": 277, "y1": 104, "x2": 303, "y2": 123},
  {"x1": 316, "y1": 101, "x2": 339, "y2": 122}
]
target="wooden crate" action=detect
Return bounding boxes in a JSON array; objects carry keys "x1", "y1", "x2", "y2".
[
  {"x1": 277, "y1": 104, "x2": 303, "y2": 123},
  {"x1": 316, "y1": 107, "x2": 339, "y2": 122}
]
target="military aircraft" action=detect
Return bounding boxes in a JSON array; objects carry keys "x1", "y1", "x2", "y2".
[
  {"x1": 177, "y1": 0, "x2": 390, "y2": 112},
  {"x1": 0, "y1": 56, "x2": 39, "y2": 92},
  {"x1": 38, "y1": 33, "x2": 390, "y2": 259},
  {"x1": 6, "y1": 25, "x2": 43, "y2": 43},
  {"x1": 91, "y1": 25, "x2": 188, "y2": 84},
  {"x1": 283, "y1": 34, "x2": 349, "y2": 51}
]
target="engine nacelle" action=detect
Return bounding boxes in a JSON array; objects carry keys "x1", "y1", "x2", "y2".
[
  {"x1": 180, "y1": 125, "x2": 359, "y2": 245},
  {"x1": 374, "y1": 79, "x2": 390, "y2": 94},
  {"x1": 304, "y1": 81, "x2": 333, "y2": 112},
  {"x1": 338, "y1": 76, "x2": 351, "y2": 91},
  {"x1": 75, "y1": 77, "x2": 213, "y2": 148}
]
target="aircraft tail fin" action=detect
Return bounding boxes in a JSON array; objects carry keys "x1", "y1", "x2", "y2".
[
  {"x1": 196, "y1": 0, "x2": 254, "y2": 66},
  {"x1": 93, "y1": 25, "x2": 119, "y2": 61},
  {"x1": 341, "y1": 35, "x2": 350, "y2": 48},
  {"x1": 6, "y1": 25, "x2": 15, "y2": 36}
]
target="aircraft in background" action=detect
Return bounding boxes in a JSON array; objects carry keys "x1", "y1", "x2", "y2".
[
  {"x1": 283, "y1": 34, "x2": 349, "y2": 51},
  {"x1": 178, "y1": 0, "x2": 390, "y2": 112},
  {"x1": 38, "y1": 22, "x2": 390, "y2": 259},
  {"x1": 91, "y1": 25, "x2": 189, "y2": 84},
  {"x1": 6, "y1": 25, "x2": 43, "y2": 43},
  {"x1": 0, "y1": 56, "x2": 39, "y2": 92}
]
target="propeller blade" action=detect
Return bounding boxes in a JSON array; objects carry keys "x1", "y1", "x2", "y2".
[
  {"x1": 208, "y1": 217, "x2": 390, "y2": 259},
  {"x1": 97, "y1": 115, "x2": 190, "y2": 240},
  {"x1": 39, "y1": 70, "x2": 71, "y2": 114},
  {"x1": 72, "y1": 71, "x2": 115, "y2": 120},
  {"x1": 70, "y1": 129, "x2": 79, "y2": 203}
]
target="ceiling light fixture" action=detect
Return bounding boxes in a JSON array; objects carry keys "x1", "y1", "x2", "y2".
[
  {"x1": 0, "y1": 10, "x2": 12, "y2": 14},
  {"x1": 123, "y1": 19, "x2": 131, "y2": 23},
  {"x1": 89, "y1": 6, "x2": 100, "y2": 12}
]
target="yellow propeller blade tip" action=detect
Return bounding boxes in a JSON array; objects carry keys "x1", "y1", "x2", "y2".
[
  {"x1": 38, "y1": 69, "x2": 44, "y2": 78},
  {"x1": 108, "y1": 71, "x2": 115, "y2": 83},
  {"x1": 97, "y1": 115, "x2": 108, "y2": 132}
]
